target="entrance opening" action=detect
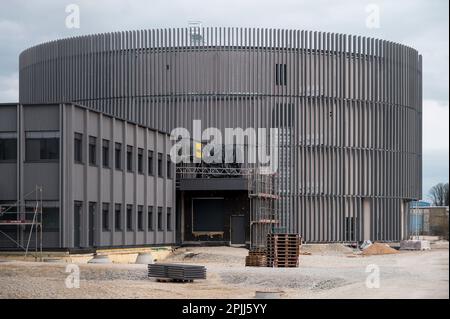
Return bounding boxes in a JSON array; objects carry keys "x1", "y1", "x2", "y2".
[{"x1": 192, "y1": 198, "x2": 225, "y2": 240}]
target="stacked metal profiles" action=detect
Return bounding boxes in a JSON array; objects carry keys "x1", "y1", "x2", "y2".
[
  {"x1": 148, "y1": 263, "x2": 206, "y2": 282},
  {"x1": 245, "y1": 250, "x2": 267, "y2": 267},
  {"x1": 267, "y1": 234, "x2": 300, "y2": 268}
]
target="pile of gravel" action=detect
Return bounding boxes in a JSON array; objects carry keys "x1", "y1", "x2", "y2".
[
  {"x1": 79, "y1": 266, "x2": 148, "y2": 281},
  {"x1": 167, "y1": 247, "x2": 246, "y2": 264},
  {"x1": 220, "y1": 269, "x2": 350, "y2": 291}
]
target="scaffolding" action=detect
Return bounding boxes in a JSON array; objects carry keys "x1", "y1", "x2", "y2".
[
  {"x1": 0, "y1": 185, "x2": 43, "y2": 261},
  {"x1": 248, "y1": 168, "x2": 279, "y2": 252}
]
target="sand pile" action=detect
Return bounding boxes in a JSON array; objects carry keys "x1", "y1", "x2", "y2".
[{"x1": 362, "y1": 243, "x2": 398, "y2": 256}]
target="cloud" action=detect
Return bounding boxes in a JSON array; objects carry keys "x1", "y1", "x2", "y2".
[
  {"x1": 0, "y1": 73, "x2": 19, "y2": 103},
  {"x1": 422, "y1": 149, "x2": 449, "y2": 197},
  {"x1": 423, "y1": 100, "x2": 449, "y2": 152}
]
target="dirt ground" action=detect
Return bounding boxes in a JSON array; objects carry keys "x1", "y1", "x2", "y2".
[{"x1": 0, "y1": 244, "x2": 448, "y2": 299}]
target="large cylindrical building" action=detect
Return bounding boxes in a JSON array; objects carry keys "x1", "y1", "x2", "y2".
[{"x1": 15, "y1": 27, "x2": 422, "y2": 244}]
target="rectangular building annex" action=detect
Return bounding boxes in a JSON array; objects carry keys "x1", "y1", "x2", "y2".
[{"x1": 0, "y1": 103, "x2": 175, "y2": 249}]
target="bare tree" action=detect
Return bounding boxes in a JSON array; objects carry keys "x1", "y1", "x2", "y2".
[{"x1": 428, "y1": 182, "x2": 449, "y2": 206}]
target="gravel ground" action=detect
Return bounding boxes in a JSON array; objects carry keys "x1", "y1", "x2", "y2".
[{"x1": 0, "y1": 245, "x2": 448, "y2": 299}]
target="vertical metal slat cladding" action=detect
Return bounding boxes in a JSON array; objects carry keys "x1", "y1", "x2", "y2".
[{"x1": 17, "y1": 28, "x2": 422, "y2": 242}]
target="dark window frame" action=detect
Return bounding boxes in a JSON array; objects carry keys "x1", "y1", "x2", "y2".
[
  {"x1": 157, "y1": 207, "x2": 163, "y2": 231},
  {"x1": 148, "y1": 150, "x2": 154, "y2": 175},
  {"x1": 137, "y1": 205, "x2": 144, "y2": 231},
  {"x1": 74, "y1": 133, "x2": 83, "y2": 163},
  {"x1": 137, "y1": 148, "x2": 144, "y2": 174},
  {"x1": 166, "y1": 155, "x2": 172, "y2": 179},
  {"x1": 25, "y1": 137, "x2": 59, "y2": 162},
  {"x1": 147, "y1": 206, "x2": 154, "y2": 231},
  {"x1": 157, "y1": 153, "x2": 163, "y2": 178},
  {"x1": 115, "y1": 142, "x2": 122, "y2": 170},
  {"x1": 167, "y1": 207, "x2": 172, "y2": 231},
  {"x1": 114, "y1": 204, "x2": 122, "y2": 231},
  {"x1": 275, "y1": 63, "x2": 287, "y2": 86},
  {"x1": 126, "y1": 145, "x2": 133, "y2": 172},
  {"x1": 102, "y1": 139, "x2": 110, "y2": 168},
  {"x1": 88, "y1": 136, "x2": 97, "y2": 166},
  {"x1": 0, "y1": 138, "x2": 17, "y2": 162},
  {"x1": 102, "y1": 203, "x2": 110, "y2": 231},
  {"x1": 126, "y1": 204, "x2": 133, "y2": 231}
]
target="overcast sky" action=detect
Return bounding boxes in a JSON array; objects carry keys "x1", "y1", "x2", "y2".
[{"x1": 0, "y1": 0, "x2": 448, "y2": 198}]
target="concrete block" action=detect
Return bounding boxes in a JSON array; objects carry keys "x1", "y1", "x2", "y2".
[
  {"x1": 400, "y1": 240, "x2": 431, "y2": 251},
  {"x1": 88, "y1": 254, "x2": 112, "y2": 264},
  {"x1": 135, "y1": 252, "x2": 155, "y2": 264}
]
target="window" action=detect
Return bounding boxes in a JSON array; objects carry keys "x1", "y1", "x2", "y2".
[
  {"x1": 167, "y1": 208, "x2": 172, "y2": 231},
  {"x1": 126, "y1": 145, "x2": 133, "y2": 172},
  {"x1": 126, "y1": 204, "x2": 133, "y2": 231},
  {"x1": 0, "y1": 138, "x2": 17, "y2": 161},
  {"x1": 148, "y1": 151, "x2": 154, "y2": 175},
  {"x1": 88, "y1": 202, "x2": 96, "y2": 246},
  {"x1": 115, "y1": 204, "x2": 122, "y2": 231},
  {"x1": 147, "y1": 206, "x2": 153, "y2": 231},
  {"x1": 157, "y1": 153, "x2": 163, "y2": 177},
  {"x1": 74, "y1": 133, "x2": 83, "y2": 163},
  {"x1": 166, "y1": 155, "x2": 172, "y2": 179},
  {"x1": 115, "y1": 142, "x2": 122, "y2": 170},
  {"x1": 102, "y1": 203, "x2": 110, "y2": 231},
  {"x1": 137, "y1": 205, "x2": 143, "y2": 231},
  {"x1": 157, "y1": 207, "x2": 163, "y2": 231},
  {"x1": 137, "y1": 148, "x2": 144, "y2": 174},
  {"x1": 275, "y1": 63, "x2": 287, "y2": 86},
  {"x1": 89, "y1": 136, "x2": 97, "y2": 165},
  {"x1": 42, "y1": 207, "x2": 59, "y2": 232},
  {"x1": 102, "y1": 139, "x2": 110, "y2": 168},
  {"x1": 26, "y1": 138, "x2": 59, "y2": 161}
]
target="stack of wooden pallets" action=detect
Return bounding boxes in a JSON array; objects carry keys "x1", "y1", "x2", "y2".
[
  {"x1": 267, "y1": 233, "x2": 300, "y2": 268},
  {"x1": 245, "y1": 250, "x2": 267, "y2": 267}
]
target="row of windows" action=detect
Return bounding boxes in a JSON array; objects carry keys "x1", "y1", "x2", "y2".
[
  {"x1": 74, "y1": 133, "x2": 172, "y2": 178},
  {"x1": 75, "y1": 201, "x2": 172, "y2": 232},
  {"x1": 0, "y1": 138, "x2": 59, "y2": 162}
]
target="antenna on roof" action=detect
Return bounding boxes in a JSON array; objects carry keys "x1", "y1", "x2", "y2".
[{"x1": 188, "y1": 21, "x2": 203, "y2": 46}]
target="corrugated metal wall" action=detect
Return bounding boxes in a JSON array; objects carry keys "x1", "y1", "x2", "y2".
[{"x1": 19, "y1": 28, "x2": 422, "y2": 242}]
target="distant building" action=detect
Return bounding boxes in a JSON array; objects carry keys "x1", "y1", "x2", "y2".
[
  {"x1": 410, "y1": 206, "x2": 449, "y2": 239},
  {"x1": 411, "y1": 201, "x2": 431, "y2": 208}
]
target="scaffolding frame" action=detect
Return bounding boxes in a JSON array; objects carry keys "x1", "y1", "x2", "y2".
[
  {"x1": 0, "y1": 185, "x2": 43, "y2": 261},
  {"x1": 248, "y1": 168, "x2": 279, "y2": 252}
]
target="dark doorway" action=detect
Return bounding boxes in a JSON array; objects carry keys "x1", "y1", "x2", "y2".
[{"x1": 230, "y1": 215, "x2": 246, "y2": 245}]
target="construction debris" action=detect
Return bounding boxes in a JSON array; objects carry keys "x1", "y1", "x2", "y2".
[
  {"x1": 400, "y1": 240, "x2": 431, "y2": 251},
  {"x1": 299, "y1": 251, "x2": 312, "y2": 255},
  {"x1": 148, "y1": 263, "x2": 206, "y2": 282},
  {"x1": 361, "y1": 243, "x2": 399, "y2": 256}
]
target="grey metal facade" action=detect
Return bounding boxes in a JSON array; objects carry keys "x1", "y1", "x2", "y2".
[
  {"x1": 13, "y1": 27, "x2": 422, "y2": 243},
  {"x1": 0, "y1": 103, "x2": 175, "y2": 249}
]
